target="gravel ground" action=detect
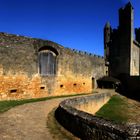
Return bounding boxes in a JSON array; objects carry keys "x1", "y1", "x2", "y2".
[
  {"x1": 0, "y1": 97, "x2": 72, "y2": 140},
  {"x1": 0, "y1": 89, "x2": 115, "y2": 140}
]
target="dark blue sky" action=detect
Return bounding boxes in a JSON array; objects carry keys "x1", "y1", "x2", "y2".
[{"x1": 0, "y1": 0, "x2": 140, "y2": 56}]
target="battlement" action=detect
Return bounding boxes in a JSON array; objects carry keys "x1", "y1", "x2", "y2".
[
  {"x1": 135, "y1": 28, "x2": 140, "y2": 31},
  {"x1": 65, "y1": 47, "x2": 104, "y2": 59},
  {"x1": 0, "y1": 32, "x2": 64, "y2": 49},
  {"x1": 0, "y1": 32, "x2": 104, "y2": 60}
]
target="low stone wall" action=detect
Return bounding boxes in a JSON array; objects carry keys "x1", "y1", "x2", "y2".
[
  {"x1": 66, "y1": 92, "x2": 112, "y2": 115},
  {"x1": 55, "y1": 93, "x2": 140, "y2": 140}
]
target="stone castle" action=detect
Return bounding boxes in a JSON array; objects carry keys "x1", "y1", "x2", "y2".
[
  {"x1": 104, "y1": 2, "x2": 140, "y2": 77},
  {"x1": 1, "y1": 2, "x2": 139, "y2": 100}
]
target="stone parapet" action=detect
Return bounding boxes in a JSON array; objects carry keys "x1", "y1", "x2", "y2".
[{"x1": 55, "y1": 93, "x2": 140, "y2": 140}]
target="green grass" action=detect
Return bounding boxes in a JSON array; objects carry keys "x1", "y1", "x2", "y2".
[
  {"x1": 0, "y1": 93, "x2": 89, "y2": 113},
  {"x1": 47, "y1": 108, "x2": 78, "y2": 140},
  {"x1": 95, "y1": 95, "x2": 129, "y2": 123}
]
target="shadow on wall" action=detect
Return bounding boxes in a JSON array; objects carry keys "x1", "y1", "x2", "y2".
[
  {"x1": 97, "y1": 76, "x2": 121, "y2": 89},
  {"x1": 116, "y1": 74, "x2": 140, "y2": 102}
]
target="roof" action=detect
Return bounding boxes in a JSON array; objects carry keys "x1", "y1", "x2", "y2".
[
  {"x1": 105, "y1": 22, "x2": 110, "y2": 28},
  {"x1": 125, "y1": 2, "x2": 134, "y2": 9},
  {"x1": 97, "y1": 76, "x2": 121, "y2": 83}
]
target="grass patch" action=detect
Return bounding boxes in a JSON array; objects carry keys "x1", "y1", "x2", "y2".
[
  {"x1": 47, "y1": 108, "x2": 79, "y2": 140},
  {"x1": 0, "y1": 93, "x2": 89, "y2": 113},
  {"x1": 95, "y1": 95, "x2": 135, "y2": 123}
]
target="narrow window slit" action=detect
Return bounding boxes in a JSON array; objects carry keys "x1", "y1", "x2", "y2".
[
  {"x1": 60, "y1": 85, "x2": 64, "y2": 88},
  {"x1": 40, "y1": 86, "x2": 45, "y2": 90},
  {"x1": 73, "y1": 83, "x2": 77, "y2": 86}
]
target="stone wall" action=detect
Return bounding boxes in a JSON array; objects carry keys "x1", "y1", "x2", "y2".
[
  {"x1": 70, "y1": 92, "x2": 111, "y2": 115},
  {"x1": 0, "y1": 32, "x2": 105, "y2": 100},
  {"x1": 55, "y1": 93, "x2": 140, "y2": 140},
  {"x1": 130, "y1": 41, "x2": 140, "y2": 76},
  {"x1": 118, "y1": 74, "x2": 140, "y2": 100}
]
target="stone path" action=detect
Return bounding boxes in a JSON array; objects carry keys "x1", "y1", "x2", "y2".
[
  {"x1": 0, "y1": 97, "x2": 75, "y2": 140},
  {"x1": 0, "y1": 89, "x2": 114, "y2": 140}
]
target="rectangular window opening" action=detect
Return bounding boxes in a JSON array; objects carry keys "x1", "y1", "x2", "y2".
[{"x1": 10, "y1": 89, "x2": 17, "y2": 93}]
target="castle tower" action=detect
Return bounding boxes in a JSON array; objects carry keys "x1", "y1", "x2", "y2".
[
  {"x1": 118, "y1": 2, "x2": 134, "y2": 75},
  {"x1": 104, "y1": 2, "x2": 140, "y2": 77},
  {"x1": 104, "y1": 22, "x2": 112, "y2": 66},
  {"x1": 104, "y1": 22, "x2": 112, "y2": 75}
]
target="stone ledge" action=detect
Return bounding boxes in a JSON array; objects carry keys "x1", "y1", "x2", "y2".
[{"x1": 55, "y1": 93, "x2": 140, "y2": 140}]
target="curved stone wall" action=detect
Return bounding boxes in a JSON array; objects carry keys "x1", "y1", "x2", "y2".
[{"x1": 55, "y1": 93, "x2": 140, "y2": 140}]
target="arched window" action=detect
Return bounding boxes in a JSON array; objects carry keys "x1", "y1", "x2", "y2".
[{"x1": 38, "y1": 46, "x2": 58, "y2": 76}]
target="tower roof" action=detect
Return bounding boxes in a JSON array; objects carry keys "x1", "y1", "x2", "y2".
[
  {"x1": 125, "y1": 1, "x2": 134, "y2": 9},
  {"x1": 105, "y1": 22, "x2": 111, "y2": 28}
]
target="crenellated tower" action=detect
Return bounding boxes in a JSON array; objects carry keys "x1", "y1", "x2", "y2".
[
  {"x1": 119, "y1": 2, "x2": 134, "y2": 75},
  {"x1": 104, "y1": 2, "x2": 140, "y2": 77},
  {"x1": 104, "y1": 22, "x2": 112, "y2": 75}
]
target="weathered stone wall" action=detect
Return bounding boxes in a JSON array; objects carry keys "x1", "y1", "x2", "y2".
[
  {"x1": 0, "y1": 32, "x2": 105, "y2": 100},
  {"x1": 118, "y1": 74, "x2": 140, "y2": 100},
  {"x1": 130, "y1": 41, "x2": 140, "y2": 76},
  {"x1": 71, "y1": 92, "x2": 111, "y2": 114},
  {"x1": 55, "y1": 93, "x2": 140, "y2": 140}
]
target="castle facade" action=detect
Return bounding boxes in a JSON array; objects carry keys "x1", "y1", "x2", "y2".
[
  {"x1": 0, "y1": 32, "x2": 105, "y2": 100},
  {"x1": 104, "y1": 2, "x2": 140, "y2": 77}
]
